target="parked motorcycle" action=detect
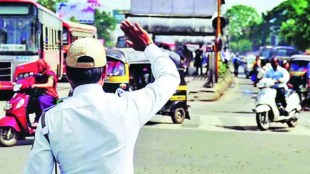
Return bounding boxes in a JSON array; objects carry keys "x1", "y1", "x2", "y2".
[
  {"x1": 254, "y1": 78, "x2": 302, "y2": 131},
  {"x1": 0, "y1": 73, "x2": 41, "y2": 146}
]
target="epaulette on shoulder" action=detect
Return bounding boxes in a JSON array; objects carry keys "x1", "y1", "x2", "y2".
[{"x1": 43, "y1": 104, "x2": 57, "y2": 113}]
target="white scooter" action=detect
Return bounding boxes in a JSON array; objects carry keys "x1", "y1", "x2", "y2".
[{"x1": 255, "y1": 78, "x2": 302, "y2": 131}]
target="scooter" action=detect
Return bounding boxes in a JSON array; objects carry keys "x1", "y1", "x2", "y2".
[
  {"x1": 255, "y1": 78, "x2": 302, "y2": 131},
  {"x1": 0, "y1": 73, "x2": 40, "y2": 146}
]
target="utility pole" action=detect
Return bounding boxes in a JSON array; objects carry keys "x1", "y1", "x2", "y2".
[{"x1": 215, "y1": 0, "x2": 222, "y2": 83}]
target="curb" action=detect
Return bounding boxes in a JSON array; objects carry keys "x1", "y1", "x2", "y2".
[{"x1": 188, "y1": 73, "x2": 235, "y2": 101}]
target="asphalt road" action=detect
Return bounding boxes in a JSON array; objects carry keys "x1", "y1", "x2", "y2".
[{"x1": 0, "y1": 74, "x2": 310, "y2": 174}]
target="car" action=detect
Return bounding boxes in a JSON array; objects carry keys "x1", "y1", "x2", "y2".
[{"x1": 259, "y1": 46, "x2": 299, "y2": 62}]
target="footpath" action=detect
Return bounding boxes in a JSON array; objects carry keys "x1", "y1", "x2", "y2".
[{"x1": 186, "y1": 72, "x2": 235, "y2": 102}]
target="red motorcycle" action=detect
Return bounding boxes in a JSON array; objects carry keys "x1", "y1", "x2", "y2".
[{"x1": 0, "y1": 73, "x2": 42, "y2": 146}]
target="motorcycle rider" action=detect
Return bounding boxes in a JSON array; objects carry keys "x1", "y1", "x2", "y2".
[
  {"x1": 31, "y1": 59, "x2": 58, "y2": 127},
  {"x1": 264, "y1": 57, "x2": 290, "y2": 116}
]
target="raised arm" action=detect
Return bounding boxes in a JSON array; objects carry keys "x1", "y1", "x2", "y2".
[{"x1": 120, "y1": 20, "x2": 180, "y2": 127}]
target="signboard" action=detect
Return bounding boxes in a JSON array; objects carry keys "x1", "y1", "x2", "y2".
[
  {"x1": 130, "y1": 0, "x2": 217, "y2": 17},
  {"x1": 0, "y1": 44, "x2": 26, "y2": 51},
  {"x1": 56, "y1": 2, "x2": 95, "y2": 24},
  {"x1": 127, "y1": 17, "x2": 214, "y2": 34}
]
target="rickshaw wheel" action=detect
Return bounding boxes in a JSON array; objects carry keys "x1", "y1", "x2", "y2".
[{"x1": 171, "y1": 108, "x2": 186, "y2": 124}]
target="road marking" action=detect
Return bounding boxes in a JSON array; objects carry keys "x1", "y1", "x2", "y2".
[{"x1": 143, "y1": 114, "x2": 310, "y2": 136}]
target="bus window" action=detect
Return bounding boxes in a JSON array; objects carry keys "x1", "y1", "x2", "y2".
[
  {"x1": 62, "y1": 27, "x2": 68, "y2": 45},
  {"x1": 0, "y1": 17, "x2": 39, "y2": 53}
]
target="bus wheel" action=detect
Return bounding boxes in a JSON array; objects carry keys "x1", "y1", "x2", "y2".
[{"x1": 171, "y1": 108, "x2": 186, "y2": 124}]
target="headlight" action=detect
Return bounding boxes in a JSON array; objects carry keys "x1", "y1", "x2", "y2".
[
  {"x1": 3, "y1": 102, "x2": 12, "y2": 111},
  {"x1": 15, "y1": 98, "x2": 25, "y2": 109},
  {"x1": 13, "y1": 83, "x2": 22, "y2": 92},
  {"x1": 17, "y1": 72, "x2": 33, "y2": 80}
]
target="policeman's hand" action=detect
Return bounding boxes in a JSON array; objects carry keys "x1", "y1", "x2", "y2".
[
  {"x1": 31, "y1": 84, "x2": 37, "y2": 88},
  {"x1": 120, "y1": 20, "x2": 153, "y2": 51}
]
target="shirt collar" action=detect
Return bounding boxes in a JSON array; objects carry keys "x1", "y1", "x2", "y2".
[{"x1": 73, "y1": 84, "x2": 104, "y2": 96}]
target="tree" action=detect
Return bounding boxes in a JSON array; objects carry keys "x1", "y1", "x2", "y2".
[
  {"x1": 260, "y1": 0, "x2": 310, "y2": 51},
  {"x1": 94, "y1": 9, "x2": 117, "y2": 47},
  {"x1": 225, "y1": 5, "x2": 262, "y2": 40},
  {"x1": 224, "y1": 5, "x2": 262, "y2": 53},
  {"x1": 278, "y1": 0, "x2": 309, "y2": 50},
  {"x1": 230, "y1": 39, "x2": 252, "y2": 53}
]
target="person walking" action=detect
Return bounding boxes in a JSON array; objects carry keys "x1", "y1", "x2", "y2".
[
  {"x1": 232, "y1": 53, "x2": 241, "y2": 77},
  {"x1": 194, "y1": 43, "x2": 203, "y2": 75},
  {"x1": 178, "y1": 44, "x2": 193, "y2": 75},
  {"x1": 23, "y1": 20, "x2": 180, "y2": 174},
  {"x1": 252, "y1": 56, "x2": 262, "y2": 87}
]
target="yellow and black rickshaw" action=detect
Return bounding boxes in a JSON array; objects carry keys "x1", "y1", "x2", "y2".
[{"x1": 103, "y1": 48, "x2": 190, "y2": 124}]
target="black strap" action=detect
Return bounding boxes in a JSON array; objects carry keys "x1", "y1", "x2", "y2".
[{"x1": 41, "y1": 112, "x2": 58, "y2": 174}]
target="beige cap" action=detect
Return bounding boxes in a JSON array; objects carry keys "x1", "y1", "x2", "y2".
[{"x1": 67, "y1": 38, "x2": 106, "y2": 68}]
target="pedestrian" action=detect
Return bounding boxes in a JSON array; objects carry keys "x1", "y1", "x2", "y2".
[
  {"x1": 251, "y1": 56, "x2": 261, "y2": 87},
  {"x1": 194, "y1": 43, "x2": 203, "y2": 75},
  {"x1": 232, "y1": 53, "x2": 241, "y2": 77},
  {"x1": 31, "y1": 59, "x2": 58, "y2": 127},
  {"x1": 221, "y1": 47, "x2": 231, "y2": 67},
  {"x1": 178, "y1": 44, "x2": 193, "y2": 75},
  {"x1": 23, "y1": 20, "x2": 180, "y2": 174}
]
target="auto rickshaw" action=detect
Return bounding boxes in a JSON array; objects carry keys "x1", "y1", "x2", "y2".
[
  {"x1": 289, "y1": 54, "x2": 310, "y2": 108},
  {"x1": 103, "y1": 48, "x2": 190, "y2": 124},
  {"x1": 103, "y1": 48, "x2": 130, "y2": 92}
]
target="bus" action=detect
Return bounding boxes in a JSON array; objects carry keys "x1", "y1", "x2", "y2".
[
  {"x1": 62, "y1": 20, "x2": 97, "y2": 76},
  {"x1": 0, "y1": 0, "x2": 63, "y2": 91}
]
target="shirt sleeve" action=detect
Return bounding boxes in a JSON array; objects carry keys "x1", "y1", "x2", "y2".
[
  {"x1": 122, "y1": 45, "x2": 180, "y2": 127},
  {"x1": 24, "y1": 117, "x2": 55, "y2": 174},
  {"x1": 264, "y1": 70, "x2": 269, "y2": 78},
  {"x1": 280, "y1": 67, "x2": 290, "y2": 83}
]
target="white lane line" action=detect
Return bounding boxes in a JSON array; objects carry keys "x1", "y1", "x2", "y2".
[{"x1": 143, "y1": 114, "x2": 310, "y2": 137}]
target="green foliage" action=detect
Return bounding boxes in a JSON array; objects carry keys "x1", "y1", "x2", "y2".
[
  {"x1": 94, "y1": 9, "x2": 117, "y2": 47},
  {"x1": 224, "y1": 5, "x2": 262, "y2": 53},
  {"x1": 259, "y1": 0, "x2": 310, "y2": 51},
  {"x1": 230, "y1": 39, "x2": 253, "y2": 54},
  {"x1": 278, "y1": 0, "x2": 310, "y2": 50},
  {"x1": 225, "y1": 5, "x2": 262, "y2": 40},
  {"x1": 218, "y1": 56, "x2": 228, "y2": 77}
]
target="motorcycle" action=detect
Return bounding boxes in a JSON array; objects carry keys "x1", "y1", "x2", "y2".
[
  {"x1": 0, "y1": 73, "x2": 42, "y2": 146},
  {"x1": 254, "y1": 78, "x2": 302, "y2": 131}
]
